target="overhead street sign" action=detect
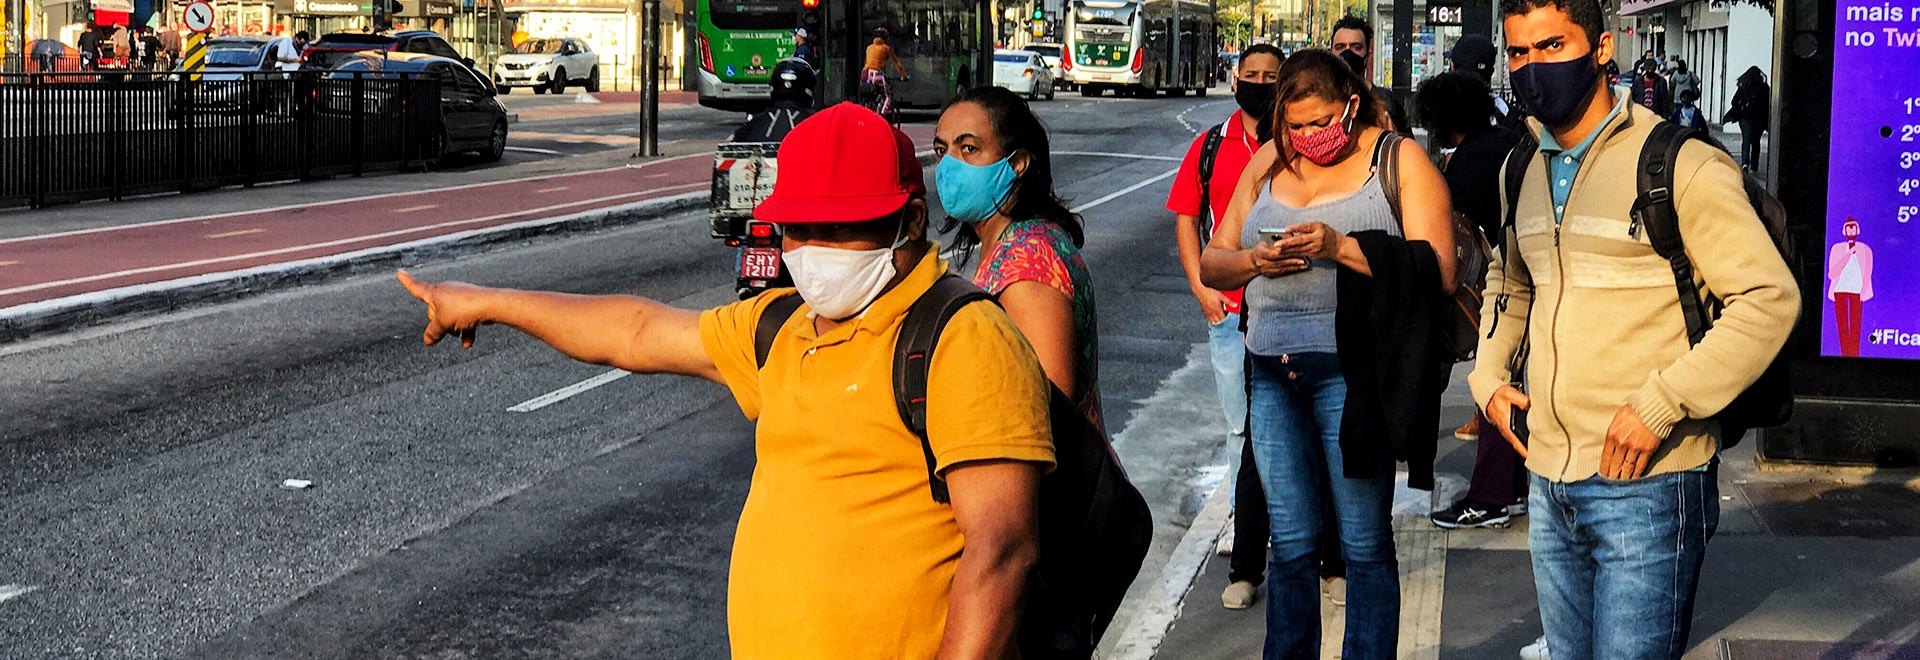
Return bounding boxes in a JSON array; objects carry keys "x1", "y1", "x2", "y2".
[{"x1": 184, "y1": 0, "x2": 215, "y2": 32}]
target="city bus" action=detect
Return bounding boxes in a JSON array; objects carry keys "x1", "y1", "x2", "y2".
[
  {"x1": 693, "y1": 0, "x2": 988, "y2": 112},
  {"x1": 1064, "y1": 0, "x2": 1216, "y2": 98}
]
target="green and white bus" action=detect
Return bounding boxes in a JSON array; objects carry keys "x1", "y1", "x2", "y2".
[
  {"x1": 693, "y1": 0, "x2": 990, "y2": 112},
  {"x1": 1064, "y1": 0, "x2": 1216, "y2": 97}
]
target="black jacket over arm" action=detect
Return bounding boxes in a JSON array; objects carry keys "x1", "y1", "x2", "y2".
[{"x1": 1335, "y1": 230, "x2": 1447, "y2": 490}]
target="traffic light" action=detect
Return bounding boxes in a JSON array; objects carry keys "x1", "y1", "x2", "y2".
[
  {"x1": 801, "y1": 0, "x2": 818, "y2": 8},
  {"x1": 1032, "y1": 8, "x2": 1043, "y2": 19}
]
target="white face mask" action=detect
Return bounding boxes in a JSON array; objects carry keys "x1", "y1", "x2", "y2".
[{"x1": 782, "y1": 218, "x2": 909, "y2": 320}]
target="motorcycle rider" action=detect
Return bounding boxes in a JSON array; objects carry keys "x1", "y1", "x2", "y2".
[{"x1": 731, "y1": 59, "x2": 818, "y2": 142}]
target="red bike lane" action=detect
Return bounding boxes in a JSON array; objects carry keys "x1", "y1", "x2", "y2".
[{"x1": 0, "y1": 123, "x2": 937, "y2": 313}]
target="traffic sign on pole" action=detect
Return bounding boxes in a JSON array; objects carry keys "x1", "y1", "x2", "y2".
[{"x1": 183, "y1": 0, "x2": 211, "y2": 81}]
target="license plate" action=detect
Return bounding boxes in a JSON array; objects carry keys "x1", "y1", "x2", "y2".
[{"x1": 740, "y1": 247, "x2": 782, "y2": 280}]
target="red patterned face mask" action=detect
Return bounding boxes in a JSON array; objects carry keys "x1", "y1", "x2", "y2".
[{"x1": 1289, "y1": 101, "x2": 1355, "y2": 166}]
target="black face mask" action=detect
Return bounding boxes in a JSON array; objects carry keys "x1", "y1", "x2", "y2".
[
  {"x1": 1234, "y1": 81, "x2": 1275, "y2": 121},
  {"x1": 1339, "y1": 51, "x2": 1367, "y2": 76}
]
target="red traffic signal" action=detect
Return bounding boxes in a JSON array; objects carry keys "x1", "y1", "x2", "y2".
[{"x1": 801, "y1": 0, "x2": 819, "y2": 8}]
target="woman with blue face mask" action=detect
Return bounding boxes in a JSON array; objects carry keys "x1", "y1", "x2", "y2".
[{"x1": 931, "y1": 86, "x2": 1106, "y2": 435}]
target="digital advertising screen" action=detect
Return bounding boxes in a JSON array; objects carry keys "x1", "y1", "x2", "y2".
[{"x1": 1821, "y1": 1, "x2": 1920, "y2": 359}]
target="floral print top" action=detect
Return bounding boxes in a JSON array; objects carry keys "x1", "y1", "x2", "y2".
[{"x1": 971, "y1": 218, "x2": 1107, "y2": 436}]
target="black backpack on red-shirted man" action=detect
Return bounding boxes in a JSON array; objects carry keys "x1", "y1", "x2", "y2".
[{"x1": 751, "y1": 276, "x2": 1153, "y2": 659}]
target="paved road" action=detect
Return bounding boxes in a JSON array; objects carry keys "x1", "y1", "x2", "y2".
[{"x1": 0, "y1": 91, "x2": 1248, "y2": 658}]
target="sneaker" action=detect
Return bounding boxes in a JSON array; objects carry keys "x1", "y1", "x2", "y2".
[
  {"x1": 1430, "y1": 500, "x2": 1513, "y2": 529},
  {"x1": 1509, "y1": 497, "x2": 1529, "y2": 518},
  {"x1": 1519, "y1": 635, "x2": 1550, "y2": 660},
  {"x1": 1320, "y1": 576, "x2": 1346, "y2": 607},
  {"x1": 1454, "y1": 416, "x2": 1481, "y2": 441},
  {"x1": 1216, "y1": 519, "x2": 1235, "y2": 556},
  {"x1": 1221, "y1": 580, "x2": 1259, "y2": 610}
]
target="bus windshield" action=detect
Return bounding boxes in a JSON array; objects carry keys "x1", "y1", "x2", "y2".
[
  {"x1": 708, "y1": 0, "x2": 793, "y2": 30},
  {"x1": 1073, "y1": 1, "x2": 1137, "y2": 25}
]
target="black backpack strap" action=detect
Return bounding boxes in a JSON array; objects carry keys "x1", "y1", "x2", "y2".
[
  {"x1": 1632, "y1": 121, "x2": 1714, "y2": 345},
  {"x1": 1492, "y1": 135, "x2": 1538, "y2": 377},
  {"x1": 1195, "y1": 123, "x2": 1226, "y2": 244},
  {"x1": 753, "y1": 293, "x2": 806, "y2": 369},
  {"x1": 892, "y1": 275, "x2": 997, "y2": 504}
]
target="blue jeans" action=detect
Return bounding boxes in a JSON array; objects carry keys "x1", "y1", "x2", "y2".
[
  {"x1": 1207, "y1": 313, "x2": 1248, "y2": 436},
  {"x1": 1528, "y1": 462, "x2": 1720, "y2": 660},
  {"x1": 1248, "y1": 352, "x2": 1398, "y2": 660}
]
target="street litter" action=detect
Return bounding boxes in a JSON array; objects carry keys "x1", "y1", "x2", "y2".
[{"x1": 280, "y1": 479, "x2": 314, "y2": 490}]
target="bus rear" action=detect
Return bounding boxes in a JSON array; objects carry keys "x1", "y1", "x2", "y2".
[
  {"x1": 695, "y1": 0, "x2": 796, "y2": 111},
  {"x1": 1065, "y1": 0, "x2": 1142, "y2": 92}
]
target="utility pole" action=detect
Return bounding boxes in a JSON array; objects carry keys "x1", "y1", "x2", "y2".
[
  {"x1": 1391, "y1": 0, "x2": 1410, "y2": 100},
  {"x1": 635, "y1": 0, "x2": 659, "y2": 157}
]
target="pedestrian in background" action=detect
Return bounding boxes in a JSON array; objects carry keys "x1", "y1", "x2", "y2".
[
  {"x1": 1667, "y1": 59, "x2": 1700, "y2": 103},
  {"x1": 1629, "y1": 57, "x2": 1672, "y2": 116},
  {"x1": 1167, "y1": 42, "x2": 1284, "y2": 611},
  {"x1": 1202, "y1": 49, "x2": 1456, "y2": 660},
  {"x1": 398, "y1": 103, "x2": 1053, "y2": 659},
  {"x1": 792, "y1": 28, "x2": 820, "y2": 75},
  {"x1": 1481, "y1": 1, "x2": 1799, "y2": 658},
  {"x1": 933, "y1": 86, "x2": 1109, "y2": 436},
  {"x1": 1328, "y1": 16, "x2": 1409, "y2": 132},
  {"x1": 1671, "y1": 88, "x2": 1709, "y2": 131},
  {"x1": 1725, "y1": 66, "x2": 1771, "y2": 172},
  {"x1": 1412, "y1": 71, "x2": 1529, "y2": 530},
  {"x1": 77, "y1": 24, "x2": 101, "y2": 71},
  {"x1": 1446, "y1": 33, "x2": 1525, "y2": 131}
]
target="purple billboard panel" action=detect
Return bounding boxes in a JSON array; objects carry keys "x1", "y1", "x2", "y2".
[{"x1": 1822, "y1": 2, "x2": 1920, "y2": 359}]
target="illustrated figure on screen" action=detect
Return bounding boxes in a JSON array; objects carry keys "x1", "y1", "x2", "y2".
[{"x1": 1828, "y1": 216, "x2": 1875, "y2": 356}]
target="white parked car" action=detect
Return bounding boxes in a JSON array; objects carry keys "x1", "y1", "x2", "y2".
[
  {"x1": 993, "y1": 49, "x2": 1055, "y2": 100},
  {"x1": 494, "y1": 37, "x2": 600, "y2": 94},
  {"x1": 1026, "y1": 43, "x2": 1071, "y2": 91}
]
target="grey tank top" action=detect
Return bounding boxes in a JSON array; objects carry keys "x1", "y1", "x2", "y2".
[{"x1": 1240, "y1": 151, "x2": 1403, "y2": 357}]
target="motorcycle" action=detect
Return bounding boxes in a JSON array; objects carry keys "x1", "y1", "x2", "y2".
[{"x1": 709, "y1": 142, "x2": 792, "y2": 299}]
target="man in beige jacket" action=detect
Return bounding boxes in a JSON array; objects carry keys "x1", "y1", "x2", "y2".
[{"x1": 1473, "y1": 1, "x2": 1800, "y2": 659}]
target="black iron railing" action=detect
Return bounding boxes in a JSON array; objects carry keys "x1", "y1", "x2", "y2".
[{"x1": 0, "y1": 70, "x2": 443, "y2": 209}]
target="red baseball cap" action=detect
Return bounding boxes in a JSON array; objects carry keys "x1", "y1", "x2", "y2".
[{"x1": 754, "y1": 102, "x2": 925, "y2": 224}]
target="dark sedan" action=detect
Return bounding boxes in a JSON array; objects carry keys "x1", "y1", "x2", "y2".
[{"x1": 322, "y1": 52, "x2": 509, "y2": 164}]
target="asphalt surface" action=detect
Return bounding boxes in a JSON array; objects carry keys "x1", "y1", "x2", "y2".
[{"x1": 0, "y1": 91, "x2": 1249, "y2": 658}]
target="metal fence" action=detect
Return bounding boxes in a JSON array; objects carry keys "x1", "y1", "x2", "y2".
[{"x1": 0, "y1": 71, "x2": 443, "y2": 209}]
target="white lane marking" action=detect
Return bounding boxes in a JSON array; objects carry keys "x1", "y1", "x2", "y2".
[
  {"x1": 1069, "y1": 168, "x2": 1179, "y2": 213},
  {"x1": 0, "y1": 183, "x2": 707, "y2": 298},
  {"x1": 1174, "y1": 103, "x2": 1201, "y2": 133},
  {"x1": 0, "y1": 153, "x2": 711, "y2": 247},
  {"x1": 1105, "y1": 475, "x2": 1233, "y2": 660},
  {"x1": 1053, "y1": 150, "x2": 1183, "y2": 162},
  {"x1": 535, "y1": 186, "x2": 570, "y2": 193},
  {"x1": 508, "y1": 369, "x2": 630, "y2": 412},
  {"x1": 0, "y1": 585, "x2": 39, "y2": 603},
  {"x1": 392, "y1": 204, "x2": 439, "y2": 214},
  {"x1": 505, "y1": 146, "x2": 565, "y2": 155}
]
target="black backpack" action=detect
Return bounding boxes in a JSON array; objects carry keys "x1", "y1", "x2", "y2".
[
  {"x1": 1496, "y1": 121, "x2": 1794, "y2": 446},
  {"x1": 1377, "y1": 132, "x2": 1496, "y2": 362},
  {"x1": 752, "y1": 276, "x2": 1154, "y2": 659}
]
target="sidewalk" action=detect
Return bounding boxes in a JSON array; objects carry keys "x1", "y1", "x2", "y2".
[
  {"x1": 0, "y1": 122, "x2": 937, "y2": 342},
  {"x1": 1148, "y1": 365, "x2": 1920, "y2": 660}
]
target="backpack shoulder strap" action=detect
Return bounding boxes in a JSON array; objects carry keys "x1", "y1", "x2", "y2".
[
  {"x1": 1491, "y1": 134, "x2": 1539, "y2": 375},
  {"x1": 1377, "y1": 132, "x2": 1406, "y2": 224},
  {"x1": 892, "y1": 275, "x2": 997, "y2": 504},
  {"x1": 1633, "y1": 121, "x2": 1713, "y2": 345},
  {"x1": 1195, "y1": 123, "x2": 1227, "y2": 242},
  {"x1": 753, "y1": 293, "x2": 806, "y2": 369}
]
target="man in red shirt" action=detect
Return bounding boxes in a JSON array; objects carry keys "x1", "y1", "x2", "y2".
[{"x1": 1166, "y1": 43, "x2": 1282, "y2": 611}]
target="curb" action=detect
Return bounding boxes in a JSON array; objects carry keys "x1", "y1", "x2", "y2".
[
  {"x1": 1105, "y1": 475, "x2": 1236, "y2": 660},
  {"x1": 0, "y1": 192, "x2": 706, "y2": 344}
]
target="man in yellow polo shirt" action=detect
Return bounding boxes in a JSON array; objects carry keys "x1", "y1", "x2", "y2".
[{"x1": 397, "y1": 102, "x2": 1055, "y2": 659}]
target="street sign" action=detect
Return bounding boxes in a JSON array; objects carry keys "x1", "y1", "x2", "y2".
[{"x1": 183, "y1": 0, "x2": 214, "y2": 32}]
